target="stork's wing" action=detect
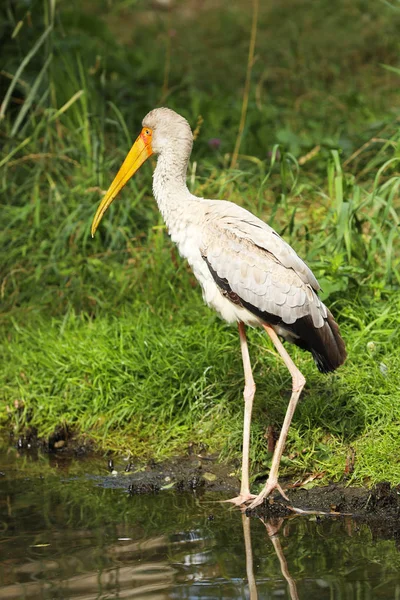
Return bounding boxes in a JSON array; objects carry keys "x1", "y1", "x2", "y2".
[{"x1": 201, "y1": 200, "x2": 326, "y2": 327}]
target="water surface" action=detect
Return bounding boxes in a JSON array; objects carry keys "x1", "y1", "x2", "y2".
[{"x1": 1, "y1": 446, "x2": 400, "y2": 599}]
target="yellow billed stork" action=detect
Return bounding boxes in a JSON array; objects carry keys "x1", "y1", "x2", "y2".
[{"x1": 91, "y1": 108, "x2": 346, "y2": 509}]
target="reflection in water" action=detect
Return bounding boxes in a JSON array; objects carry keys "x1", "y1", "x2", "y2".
[
  {"x1": 2, "y1": 447, "x2": 400, "y2": 599},
  {"x1": 261, "y1": 518, "x2": 299, "y2": 600},
  {"x1": 242, "y1": 513, "x2": 299, "y2": 600},
  {"x1": 242, "y1": 514, "x2": 258, "y2": 600}
]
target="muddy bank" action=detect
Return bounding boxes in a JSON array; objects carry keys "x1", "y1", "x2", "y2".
[
  {"x1": 113, "y1": 455, "x2": 400, "y2": 531},
  {"x1": 123, "y1": 456, "x2": 400, "y2": 544},
  {"x1": 5, "y1": 431, "x2": 400, "y2": 542}
]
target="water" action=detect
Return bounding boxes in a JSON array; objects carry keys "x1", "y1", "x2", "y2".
[{"x1": 1, "y1": 446, "x2": 400, "y2": 599}]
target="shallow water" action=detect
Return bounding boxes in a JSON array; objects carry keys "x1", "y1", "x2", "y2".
[{"x1": 1, "y1": 446, "x2": 400, "y2": 599}]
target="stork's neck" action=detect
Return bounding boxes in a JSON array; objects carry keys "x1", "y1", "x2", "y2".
[{"x1": 152, "y1": 147, "x2": 197, "y2": 230}]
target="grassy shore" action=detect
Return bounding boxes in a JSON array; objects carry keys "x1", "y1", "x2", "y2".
[{"x1": 1, "y1": 0, "x2": 400, "y2": 487}]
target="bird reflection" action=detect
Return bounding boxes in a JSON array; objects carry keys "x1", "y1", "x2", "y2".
[
  {"x1": 242, "y1": 514, "x2": 258, "y2": 600},
  {"x1": 242, "y1": 513, "x2": 299, "y2": 600}
]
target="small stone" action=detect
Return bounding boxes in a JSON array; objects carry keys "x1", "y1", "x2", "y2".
[
  {"x1": 189, "y1": 475, "x2": 203, "y2": 490},
  {"x1": 203, "y1": 472, "x2": 217, "y2": 482},
  {"x1": 161, "y1": 481, "x2": 175, "y2": 490},
  {"x1": 54, "y1": 440, "x2": 65, "y2": 449}
]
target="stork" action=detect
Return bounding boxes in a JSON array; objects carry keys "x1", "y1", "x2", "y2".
[{"x1": 91, "y1": 108, "x2": 346, "y2": 509}]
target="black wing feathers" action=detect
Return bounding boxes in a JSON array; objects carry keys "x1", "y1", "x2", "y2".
[{"x1": 203, "y1": 255, "x2": 346, "y2": 374}]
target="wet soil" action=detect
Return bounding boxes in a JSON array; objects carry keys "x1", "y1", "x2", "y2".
[
  {"x1": 117, "y1": 456, "x2": 400, "y2": 544},
  {"x1": 7, "y1": 430, "x2": 400, "y2": 544}
]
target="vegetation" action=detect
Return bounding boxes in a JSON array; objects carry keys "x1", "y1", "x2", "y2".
[{"x1": 1, "y1": 0, "x2": 400, "y2": 488}]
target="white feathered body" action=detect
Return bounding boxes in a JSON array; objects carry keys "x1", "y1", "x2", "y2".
[
  {"x1": 165, "y1": 203, "x2": 324, "y2": 330},
  {"x1": 144, "y1": 107, "x2": 346, "y2": 373}
]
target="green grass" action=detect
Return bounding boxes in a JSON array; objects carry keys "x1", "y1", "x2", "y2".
[
  {"x1": 1, "y1": 0, "x2": 400, "y2": 487},
  {"x1": 2, "y1": 293, "x2": 400, "y2": 484}
]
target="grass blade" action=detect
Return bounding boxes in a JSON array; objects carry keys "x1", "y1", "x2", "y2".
[
  {"x1": 0, "y1": 25, "x2": 53, "y2": 121},
  {"x1": 11, "y1": 55, "x2": 53, "y2": 137}
]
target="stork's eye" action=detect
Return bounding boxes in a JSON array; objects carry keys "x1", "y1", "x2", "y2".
[{"x1": 141, "y1": 126, "x2": 153, "y2": 143}]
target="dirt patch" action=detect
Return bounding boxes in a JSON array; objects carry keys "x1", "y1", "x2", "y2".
[
  {"x1": 7, "y1": 427, "x2": 97, "y2": 457},
  {"x1": 97, "y1": 452, "x2": 240, "y2": 495},
  {"x1": 250, "y1": 481, "x2": 400, "y2": 519},
  {"x1": 249, "y1": 482, "x2": 400, "y2": 542}
]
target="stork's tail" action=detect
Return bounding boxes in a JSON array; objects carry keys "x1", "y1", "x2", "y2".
[
  {"x1": 290, "y1": 309, "x2": 347, "y2": 374},
  {"x1": 310, "y1": 310, "x2": 347, "y2": 373}
]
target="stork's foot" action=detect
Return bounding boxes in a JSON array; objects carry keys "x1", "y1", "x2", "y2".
[
  {"x1": 221, "y1": 492, "x2": 257, "y2": 507},
  {"x1": 247, "y1": 478, "x2": 289, "y2": 510}
]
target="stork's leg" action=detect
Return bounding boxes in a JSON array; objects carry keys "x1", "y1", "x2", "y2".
[
  {"x1": 248, "y1": 324, "x2": 306, "y2": 510},
  {"x1": 223, "y1": 322, "x2": 256, "y2": 506}
]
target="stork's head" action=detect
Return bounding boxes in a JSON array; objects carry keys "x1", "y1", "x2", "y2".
[
  {"x1": 91, "y1": 107, "x2": 193, "y2": 236},
  {"x1": 143, "y1": 107, "x2": 193, "y2": 154}
]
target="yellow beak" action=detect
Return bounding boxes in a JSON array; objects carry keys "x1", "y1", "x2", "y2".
[{"x1": 91, "y1": 128, "x2": 153, "y2": 237}]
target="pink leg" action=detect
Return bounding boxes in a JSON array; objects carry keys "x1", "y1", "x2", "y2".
[
  {"x1": 248, "y1": 324, "x2": 306, "y2": 510},
  {"x1": 223, "y1": 322, "x2": 257, "y2": 506}
]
